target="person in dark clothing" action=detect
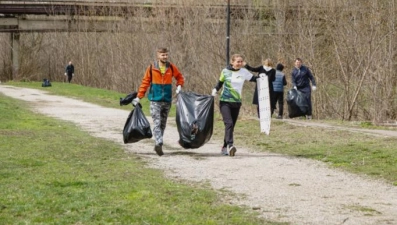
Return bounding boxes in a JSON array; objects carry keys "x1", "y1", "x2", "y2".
[
  {"x1": 64, "y1": 61, "x2": 75, "y2": 83},
  {"x1": 245, "y1": 58, "x2": 276, "y2": 117},
  {"x1": 291, "y1": 58, "x2": 317, "y2": 119},
  {"x1": 273, "y1": 63, "x2": 287, "y2": 119},
  {"x1": 211, "y1": 54, "x2": 259, "y2": 156}
]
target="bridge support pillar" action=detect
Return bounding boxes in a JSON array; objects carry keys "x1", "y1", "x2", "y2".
[{"x1": 11, "y1": 32, "x2": 20, "y2": 80}]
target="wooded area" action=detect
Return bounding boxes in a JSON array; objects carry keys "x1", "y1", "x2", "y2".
[{"x1": 1, "y1": 0, "x2": 396, "y2": 122}]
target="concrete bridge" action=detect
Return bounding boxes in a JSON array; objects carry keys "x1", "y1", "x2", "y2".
[
  {"x1": 0, "y1": 1, "x2": 151, "y2": 78},
  {"x1": 0, "y1": 0, "x2": 258, "y2": 33},
  {"x1": 0, "y1": 0, "x2": 167, "y2": 33}
]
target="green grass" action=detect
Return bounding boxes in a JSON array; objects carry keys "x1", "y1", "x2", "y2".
[
  {"x1": 0, "y1": 90, "x2": 283, "y2": 224},
  {"x1": 4, "y1": 81, "x2": 397, "y2": 187}
]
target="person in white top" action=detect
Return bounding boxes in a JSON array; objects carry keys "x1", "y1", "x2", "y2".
[{"x1": 211, "y1": 54, "x2": 259, "y2": 156}]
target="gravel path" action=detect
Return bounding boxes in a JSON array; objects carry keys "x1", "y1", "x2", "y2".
[{"x1": 1, "y1": 85, "x2": 397, "y2": 225}]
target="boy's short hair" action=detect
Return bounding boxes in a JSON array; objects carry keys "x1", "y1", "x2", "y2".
[
  {"x1": 276, "y1": 63, "x2": 284, "y2": 71},
  {"x1": 157, "y1": 48, "x2": 169, "y2": 53}
]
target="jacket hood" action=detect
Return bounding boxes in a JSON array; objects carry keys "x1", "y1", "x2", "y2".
[
  {"x1": 227, "y1": 64, "x2": 240, "y2": 71},
  {"x1": 154, "y1": 61, "x2": 170, "y2": 69}
]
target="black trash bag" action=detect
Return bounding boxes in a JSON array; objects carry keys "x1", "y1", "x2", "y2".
[
  {"x1": 122, "y1": 103, "x2": 153, "y2": 144},
  {"x1": 42, "y1": 79, "x2": 52, "y2": 87},
  {"x1": 176, "y1": 91, "x2": 214, "y2": 149},
  {"x1": 120, "y1": 92, "x2": 137, "y2": 106},
  {"x1": 287, "y1": 89, "x2": 309, "y2": 118}
]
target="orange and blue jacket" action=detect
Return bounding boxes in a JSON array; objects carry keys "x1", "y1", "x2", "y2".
[{"x1": 137, "y1": 61, "x2": 184, "y2": 102}]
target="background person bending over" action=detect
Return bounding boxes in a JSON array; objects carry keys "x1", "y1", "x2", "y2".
[
  {"x1": 64, "y1": 61, "x2": 74, "y2": 83},
  {"x1": 212, "y1": 54, "x2": 258, "y2": 157},
  {"x1": 291, "y1": 58, "x2": 317, "y2": 119},
  {"x1": 132, "y1": 47, "x2": 184, "y2": 156}
]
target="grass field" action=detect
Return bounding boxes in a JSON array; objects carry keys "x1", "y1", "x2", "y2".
[
  {"x1": 1, "y1": 81, "x2": 397, "y2": 223},
  {"x1": 5, "y1": 81, "x2": 397, "y2": 186},
  {"x1": 0, "y1": 84, "x2": 282, "y2": 224}
]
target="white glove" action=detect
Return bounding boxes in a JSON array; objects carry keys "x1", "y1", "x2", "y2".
[
  {"x1": 312, "y1": 86, "x2": 317, "y2": 91},
  {"x1": 72, "y1": 73, "x2": 74, "y2": 77},
  {"x1": 176, "y1": 85, "x2": 181, "y2": 94},
  {"x1": 211, "y1": 88, "x2": 217, "y2": 96},
  {"x1": 293, "y1": 86, "x2": 297, "y2": 90},
  {"x1": 132, "y1": 97, "x2": 140, "y2": 106},
  {"x1": 259, "y1": 73, "x2": 266, "y2": 78},
  {"x1": 64, "y1": 73, "x2": 67, "y2": 76}
]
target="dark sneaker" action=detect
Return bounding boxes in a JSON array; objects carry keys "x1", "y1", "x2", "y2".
[
  {"x1": 221, "y1": 147, "x2": 228, "y2": 156},
  {"x1": 154, "y1": 145, "x2": 164, "y2": 156},
  {"x1": 228, "y1": 146, "x2": 237, "y2": 157}
]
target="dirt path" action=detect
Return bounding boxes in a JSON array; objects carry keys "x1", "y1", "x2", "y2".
[{"x1": 1, "y1": 85, "x2": 397, "y2": 225}]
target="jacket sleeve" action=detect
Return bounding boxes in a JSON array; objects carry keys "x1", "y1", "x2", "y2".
[
  {"x1": 249, "y1": 76, "x2": 258, "y2": 82},
  {"x1": 214, "y1": 71, "x2": 225, "y2": 91},
  {"x1": 291, "y1": 70, "x2": 296, "y2": 87},
  {"x1": 283, "y1": 76, "x2": 287, "y2": 86},
  {"x1": 171, "y1": 64, "x2": 185, "y2": 87},
  {"x1": 137, "y1": 66, "x2": 152, "y2": 99},
  {"x1": 307, "y1": 68, "x2": 316, "y2": 86},
  {"x1": 214, "y1": 80, "x2": 224, "y2": 91},
  {"x1": 269, "y1": 69, "x2": 276, "y2": 82},
  {"x1": 245, "y1": 64, "x2": 262, "y2": 72}
]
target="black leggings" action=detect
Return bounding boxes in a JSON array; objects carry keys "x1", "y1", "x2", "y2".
[
  {"x1": 67, "y1": 75, "x2": 73, "y2": 83},
  {"x1": 272, "y1": 91, "x2": 284, "y2": 116},
  {"x1": 219, "y1": 101, "x2": 241, "y2": 148}
]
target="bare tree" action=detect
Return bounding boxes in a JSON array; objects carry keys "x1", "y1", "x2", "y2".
[{"x1": 2, "y1": 0, "x2": 397, "y2": 122}]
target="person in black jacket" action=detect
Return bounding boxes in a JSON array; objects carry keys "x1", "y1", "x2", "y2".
[
  {"x1": 64, "y1": 61, "x2": 75, "y2": 83},
  {"x1": 291, "y1": 58, "x2": 317, "y2": 119},
  {"x1": 273, "y1": 63, "x2": 287, "y2": 119},
  {"x1": 245, "y1": 58, "x2": 276, "y2": 118}
]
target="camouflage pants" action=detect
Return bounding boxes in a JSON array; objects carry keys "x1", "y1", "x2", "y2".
[{"x1": 150, "y1": 101, "x2": 171, "y2": 146}]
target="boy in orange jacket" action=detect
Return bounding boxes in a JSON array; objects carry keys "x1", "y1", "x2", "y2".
[{"x1": 133, "y1": 48, "x2": 185, "y2": 156}]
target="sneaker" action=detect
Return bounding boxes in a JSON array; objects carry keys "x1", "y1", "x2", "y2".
[
  {"x1": 306, "y1": 115, "x2": 312, "y2": 120},
  {"x1": 276, "y1": 115, "x2": 282, "y2": 119},
  {"x1": 154, "y1": 145, "x2": 164, "y2": 156},
  {"x1": 221, "y1": 147, "x2": 228, "y2": 156},
  {"x1": 228, "y1": 146, "x2": 237, "y2": 157}
]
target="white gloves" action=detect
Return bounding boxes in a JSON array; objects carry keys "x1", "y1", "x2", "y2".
[
  {"x1": 293, "y1": 86, "x2": 297, "y2": 90},
  {"x1": 211, "y1": 88, "x2": 217, "y2": 96},
  {"x1": 72, "y1": 73, "x2": 74, "y2": 76},
  {"x1": 176, "y1": 85, "x2": 182, "y2": 94},
  {"x1": 312, "y1": 86, "x2": 317, "y2": 91},
  {"x1": 259, "y1": 73, "x2": 266, "y2": 78},
  {"x1": 64, "y1": 73, "x2": 67, "y2": 76},
  {"x1": 132, "y1": 97, "x2": 140, "y2": 106}
]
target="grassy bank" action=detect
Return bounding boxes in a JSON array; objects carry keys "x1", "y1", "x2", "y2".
[
  {"x1": 0, "y1": 91, "x2": 281, "y2": 224},
  {"x1": 223, "y1": 118, "x2": 397, "y2": 185},
  {"x1": 4, "y1": 81, "x2": 397, "y2": 187}
]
